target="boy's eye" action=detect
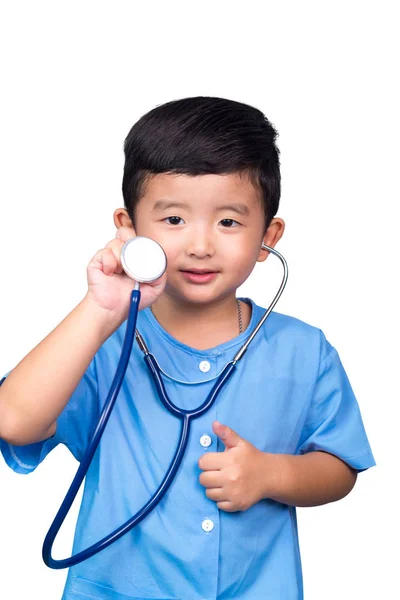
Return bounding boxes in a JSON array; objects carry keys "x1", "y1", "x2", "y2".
[
  {"x1": 164, "y1": 216, "x2": 184, "y2": 225},
  {"x1": 220, "y1": 219, "x2": 239, "y2": 228}
]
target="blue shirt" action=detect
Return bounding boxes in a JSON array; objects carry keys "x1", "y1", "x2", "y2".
[{"x1": 0, "y1": 298, "x2": 375, "y2": 599}]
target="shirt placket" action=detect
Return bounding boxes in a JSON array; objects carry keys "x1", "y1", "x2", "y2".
[{"x1": 189, "y1": 352, "x2": 221, "y2": 600}]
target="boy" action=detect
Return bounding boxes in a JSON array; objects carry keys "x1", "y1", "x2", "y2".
[{"x1": 0, "y1": 97, "x2": 375, "y2": 599}]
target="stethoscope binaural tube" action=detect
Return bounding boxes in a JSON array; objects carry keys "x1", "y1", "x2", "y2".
[{"x1": 31, "y1": 238, "x2": 288, "y2": 568}]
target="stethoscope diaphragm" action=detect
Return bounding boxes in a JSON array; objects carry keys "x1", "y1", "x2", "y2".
[{"x1": 121, "y1": 236, "x2": 167, "y2": 283}]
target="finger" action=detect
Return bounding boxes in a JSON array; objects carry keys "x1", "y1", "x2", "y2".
[
  {"x1": 199, "y1": 471, "x2": 222, "y2": 488},
  {"x1": 205, "y1": 488, "x2": 226, "y2": 502},
  {"x1": 198, "y1": 452, "x2": 225, "y2": 471},
  {"x1": 146, "y1": 271, "x2": 167, "y2": 293},
  {"x1": 212, "y1": 421, "x2": 244, "y2": 450},
  {"x1": 89, "y1": 249, "x2": 118, "y2": 276},
  {"x1": 105, "y1": 238, "x2": 123, "y2": 250},
  {"x1": 104, "y1": 239, "x2": 125, "y2": 274},
  {"x1": 216, "y1": 501, "x2": 236, "y2": 513},
  {"x1": 115, "y1": 226, "x2": 136, "y2": 242}
]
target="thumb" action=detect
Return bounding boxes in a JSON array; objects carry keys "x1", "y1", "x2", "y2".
[{"x1": 212, "y1": 421, "x2": 243, "y2": 450}]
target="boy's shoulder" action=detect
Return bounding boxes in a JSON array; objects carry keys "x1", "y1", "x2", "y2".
[
  {"x1": 254, "y1": 303, "x2": 332, "y2": 362},
  {"x1": 265, "y1": 308, "x2": 322, "y2": 336}
]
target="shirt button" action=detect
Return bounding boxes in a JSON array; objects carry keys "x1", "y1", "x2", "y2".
[
  {"x1": 202, "y1": 519, "x2": 214, "y2": 532},
  {"x1": 200, "y1": 434, "x2": 212, "y2": 448},
  {"x1": 199, "y1": 360, "x2": 211, "y2": 372}
]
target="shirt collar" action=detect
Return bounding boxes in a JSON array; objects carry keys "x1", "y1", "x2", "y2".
[{"x1": 139, "y1": 297, "x2": 261, "y2": 358}]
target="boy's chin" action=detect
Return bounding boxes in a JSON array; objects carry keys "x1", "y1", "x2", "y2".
[{"x1": 166, "y1": 287, "x2": 235, "y2": 308}]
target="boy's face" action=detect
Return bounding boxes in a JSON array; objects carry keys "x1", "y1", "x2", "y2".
[{"x1": 115, "y1": 172, "x2": 284, "y2": 307}]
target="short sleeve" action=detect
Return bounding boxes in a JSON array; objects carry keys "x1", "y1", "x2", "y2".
[
  {"x1": 0, "y1": 358, "x2": 99, "y2": 475},
  {"x1": 297, "y1": 338, "x2": 376, "y2": 472}
]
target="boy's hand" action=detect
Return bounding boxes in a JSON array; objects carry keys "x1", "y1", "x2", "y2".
[
  {"x1": 198, "y1": 421, "x2": 280, "y2": 512},
  {"x1": 85, "y1": 226, "x2": 166, "y2": 323}
]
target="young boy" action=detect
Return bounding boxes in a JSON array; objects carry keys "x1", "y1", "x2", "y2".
[{"x1": 0, "y1": 97, "x2": 375, "y2": 600}]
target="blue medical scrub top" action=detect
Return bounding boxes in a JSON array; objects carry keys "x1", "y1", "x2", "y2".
[{"x1": 0, "y1": 298, "x2": 375, "y2": 600}]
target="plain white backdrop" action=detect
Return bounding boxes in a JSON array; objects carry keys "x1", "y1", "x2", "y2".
[{"x1": 0, "y1": 1, "x2": 397, "y2": 598}]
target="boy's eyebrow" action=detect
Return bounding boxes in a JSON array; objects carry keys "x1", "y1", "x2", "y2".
[{"x1": 152, "y1": 200, "x2": 250, "y2": 217}]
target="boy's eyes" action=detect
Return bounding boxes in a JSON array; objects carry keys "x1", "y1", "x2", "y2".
[{"x1": 163, "y1": 216, "x2": 240, "y2": 228}]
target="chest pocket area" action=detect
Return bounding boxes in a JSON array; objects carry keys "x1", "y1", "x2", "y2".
[{"x1": 70, "y1": 576, "x2": 178, "y2": 600}]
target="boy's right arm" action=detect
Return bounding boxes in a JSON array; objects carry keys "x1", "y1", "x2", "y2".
[
  {"x1": 0, "y1": 297, "x2": 122, "y2": 446},
  {"x1": 0, "y1": 226, "x2": 166, "y2": 447}
]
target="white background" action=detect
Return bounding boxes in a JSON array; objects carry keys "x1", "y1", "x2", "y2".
[{"x1": 0, "y1": 1, "x2": 398, "y2": 598}]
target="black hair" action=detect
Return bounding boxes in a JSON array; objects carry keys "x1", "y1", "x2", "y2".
[{"x1": 122, "y1": 96, "x2": 281, "y2": 232}]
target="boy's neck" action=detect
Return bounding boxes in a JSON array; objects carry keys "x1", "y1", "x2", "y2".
[{"x1": 149, "y1": 295, "x2": 251, "y2": 351}]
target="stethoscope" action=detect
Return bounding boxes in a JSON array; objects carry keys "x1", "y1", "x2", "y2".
[{"x1": 2, "y1": 237, "x2": 289, "y2": 568}]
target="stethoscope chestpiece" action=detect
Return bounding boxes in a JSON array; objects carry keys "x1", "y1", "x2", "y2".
[{"x1": 121, "y1": 236, "x2": 167, "y2": 283}]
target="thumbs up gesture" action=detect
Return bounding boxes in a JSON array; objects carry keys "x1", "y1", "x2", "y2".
[{"x1": 198, "y1": 421, "x2": 280, "y2": 512}]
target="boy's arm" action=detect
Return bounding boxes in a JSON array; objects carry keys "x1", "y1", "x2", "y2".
[
  {"x1": 199, "y1": 422, "x2": 361, "y2": 512},
  {"x1": 0, "y1": 296, "x2": 121, "y2": 446},
  {"x1": 0, "y1": 227, "x2": 166, "y2": 448},
  {"x1": 265, "y1": 450, "x2": 357, "y2": 507}
]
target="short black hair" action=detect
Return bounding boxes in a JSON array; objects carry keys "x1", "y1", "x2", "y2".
[{"x1": 122, "y1": 96, "x2": 281, "y2": 232}]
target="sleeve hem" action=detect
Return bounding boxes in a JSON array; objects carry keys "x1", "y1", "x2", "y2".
[
  {"x1": 1, "y1": 441, "x2": 38, "y2": 474},
  {"x1": 328, "y1": 450, "x2": 376, "y2": 472}
]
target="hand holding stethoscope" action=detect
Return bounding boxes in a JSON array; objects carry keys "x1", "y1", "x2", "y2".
[{"x1": 85, "y1": 226, "x2": 166, "y2": 323}]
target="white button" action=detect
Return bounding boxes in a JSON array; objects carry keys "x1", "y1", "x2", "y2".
[
  {"x1": 199, "y1": 360, "x2": 211, "y2": 372},
  {"x1": 202, "y1": 519, "x2": 214, "y2": 532},
  {"x1": 200, "y1": 434, "x2": 212, "y2": 448}
]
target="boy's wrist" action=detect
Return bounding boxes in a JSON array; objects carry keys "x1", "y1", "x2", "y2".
[
  {"x1": 260, "y1": 452, "x2": 292, "y2": 504},
  {"x1": 260, "y1": 451, "x2": 358, "y2": 507},
  {"x1": 80, "y1": 295, "x2": 125, "y2": 341}
]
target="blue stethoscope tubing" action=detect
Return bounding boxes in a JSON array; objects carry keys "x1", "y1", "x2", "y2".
[{"x1": 0, "y1": 244, "x2": 288, "y2": 569}]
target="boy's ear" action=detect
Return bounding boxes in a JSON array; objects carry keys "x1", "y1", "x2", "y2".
[
  {"x1": 257, "y1": 218, "x2": 285, "y2": 263},
  {"x1": 113, "y1": 208, "x2": 136, "y2": 235}
]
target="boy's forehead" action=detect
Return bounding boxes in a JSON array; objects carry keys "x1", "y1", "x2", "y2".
[{"x1": 140, "y1": 172, "x2": 261, "y2": 208}]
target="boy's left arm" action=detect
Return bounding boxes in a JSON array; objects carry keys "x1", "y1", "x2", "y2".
[
  {"x1": 264, "y1": 448, "x2": 357, "y2": 507},
  {"x1": 198, "y1": 421, "x2": 357, "y2": 512}
]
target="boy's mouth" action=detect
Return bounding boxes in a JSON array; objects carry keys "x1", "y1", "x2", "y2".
[
  {"x1": 181, "y1": 269, "x2": 218, "y2": 274},
  {"x1": 179, "y1": 269, "x2": 219, "y2": 283}
]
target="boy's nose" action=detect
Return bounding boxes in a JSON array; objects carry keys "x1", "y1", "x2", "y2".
[{"x1": 185, "y1": 228, "x2": 215, "y2": 258}]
